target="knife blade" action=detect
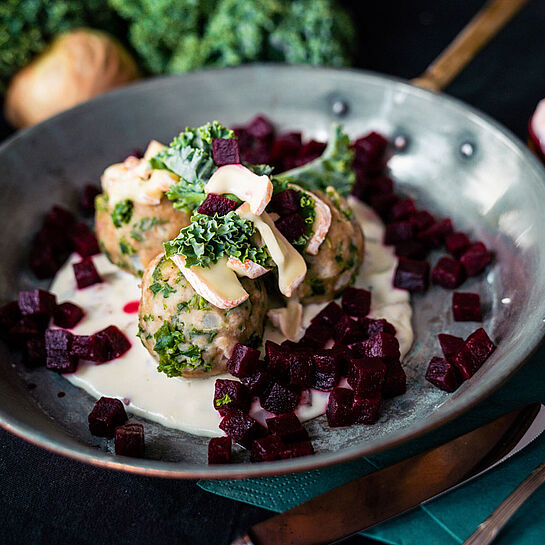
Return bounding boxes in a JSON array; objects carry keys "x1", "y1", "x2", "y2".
[{"x1": 233, "y1": 403, "x2": 545, "y2": 545}]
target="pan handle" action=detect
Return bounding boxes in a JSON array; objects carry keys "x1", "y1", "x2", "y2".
[{"x1": 412, "y1": 0, "x2": 530, "y2": 92}]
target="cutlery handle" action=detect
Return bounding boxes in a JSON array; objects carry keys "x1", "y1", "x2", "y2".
[{"x1": 462, "y1": 459, "x2": 545, "y2": 545}]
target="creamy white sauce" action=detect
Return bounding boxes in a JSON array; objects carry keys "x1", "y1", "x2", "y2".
[{"x1": 50, "y1": 200, "x2": 413, "y2": 438}]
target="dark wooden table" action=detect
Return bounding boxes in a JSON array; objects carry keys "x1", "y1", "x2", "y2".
[{"x1": 1, "y1": 1, "x2": 544, "y2": 543}]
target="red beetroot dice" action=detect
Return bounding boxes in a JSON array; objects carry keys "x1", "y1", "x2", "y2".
[
  {"x1": 454, "y1": 328, "x2": 495, "y2": 379},
  {"x1": 45, "y1": 328, "x2": 78, "y2": 373},
  {"x1": 260, "y1": 382, "x2": 301, "y2": 415},
  {"x1": 219, "y1": 409, "x2": 266, "y2": 449},
  {"x1": 197, "y1": 193, "x2": 238, "y2": 216},
  {"x1": 53, "y1": 302, "x2": 84, "y2": 329},
  {"x1": 446, "y1": 232, "x2": 471, "y2": 257},
  {"x1": 353, "y1": 132, "x2": 388, "y2": 173},
  {"x1": 270, "y1": 132, "x2": 302, "y2": 164},
  {"x1": 212, "y1": 138, "x2": 240, "y2": 166},
  {"x1": 241, "y1": 369, "x2": 271, "y2": 396},
  {"x1": 79, "y1": 184, "x2": 101, "y2": 214},
  {"x1": 460, "y1": 242, "x2": 492, "y2": 276},
  {"x1": 275, "y1": 213, "x2": 306, "y2": 243},
  {"x1": 251, "y1": 434, "x2": 285, "y2": 462},
  {"x1": 326, "y1": 388, "x2": 355, "y2": 427},
  {"x1": 246, "y1": 115, "x2": 275, "y2": 142},
  {"x1": 269, "y1": 189, "x2": 300, "y2": 217},
  {"x1": 453, "y1": 292, "x2": 482, "y2": 322},
  {"x1": 227, "y1": 343, "x2": 260, "y2": 377},
  {"x1": 410, "y1": 210, "x2": 436, "y2": 231},
  {"x1": 18, "y1": 289, "x2": 56, "y2": 318},
  {"x1": 115, "y1": 423, "x2": 145, "y2": 457},
  {"x1": 71, "y1": 333, "x2": 109, "y2": 362},
  {"x1": 289, "y1": 351, "x2": 314, "y2": 389},
  {"x1": 334, "y1": 315, "x2": 362, "y2": 344},
  {"x1": 359, "y1": 318, "x2": 396, "y2": 339},
  {"x1": 0, "y1": 301, "x2": 22, "y2": 331},
  {"x1": 353, "y1": 392, "x2": 382, "y2": 424},
  {"x1": 24, "y1": 336, "x2": 46, "y2": 367},
  {"x1": 214, "y1": 379, "x2": 251, "y2": 414},
  {"x1": 418, "y1": 218, "x2": 453, "y2": 248},
  {"x1": 208, "y1": 436, "x2": 232, "y2": 464},
  {"x1": 88, "y1": 396, "x2": 127, "y2": 438},
  {"x1": 367, "y1": 175, "x2": 395, "y2": 196},
  {"x1": 384, "y1": 221, "x2": 415, "y2": 245},
  {"x1": 438, "y1": 333, "x2": 464, "y2": 364},
  {"x1": 45, "y1": 205, "x2": 76, "y2": 230},
  {"x1": 265, "y1": 341, "x2": 291, "y2": 381},
  {"x1": 9, "y1": 316, "x2": 48, "y2": 346},
  {"x1": 266, "y1": 413, "x2": 309, "y2": 443},
  {"x1": 70, "y1": 222, "x2": 100, "y2": 257},
  {"x1": 299, "y1": 321, "x2": 332, "y2": 349},
  {"x1": 280, "y1": 440, "x2": 314, "y2": 459},
  {"x1": 390, "y1": 199, "x2": 416, "y2": 222},
  {"x1": 94, "y1": 326, "x2": 131, "y2": 361},
  {"x1": 29, "y1": 244, "x2": 64, "y2": 279},
  {"x1": 357, "y1": 332, "x2": 400, "y2": 362},
  {"x1": 432, "y1": 257, "x2": 466, "y2": 289},
  {"x1": 312, "y1": 350, "x2": 342, "y2": 391},
  {"x1": 369, "y1": 193, "x2": 400, "y2": 220},
  {"x1": 382, "y1": 361, "x2": 407, "y2": 398},
  {"x1": 310, "y1": 301, "x2": 344, "y2": 327},
  {"x1": 426, "y1": 357, "x2": 463, "y2": 392},
  {"x1": 395, "y1": 240, "x2": 428, "y2": 260},
  {"x1": 73, "y1": 258, "x2": 102, "y2": 289},
  {"x1": 348, "y1": 357, "x2": 387, "y2": 395},
  {"x1": 342, "y1": 287, "x2": 371, "y2": 318},
  {"x1": 394, "y1": 257, "x2": 430, "y2": 293}
]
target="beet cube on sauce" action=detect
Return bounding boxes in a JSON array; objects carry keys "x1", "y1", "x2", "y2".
[
  {"x1": 341, "y1": 287, "x2": 371, "y2": 318},
  {"x1": 70, "y1": 222, "x2": 100, "y2": 257},
  {"x1": 94, "y1": 326, "x2": 131, "y2": 361},
  {"x1": 312, "y1": 350, "x2": 342, "y2": 391},
  {"x1": 219, "y1": 409, "x2": 266, "y2": 449},
  {"x1": 310, "y1": 301, "x2": 344, "y2": 327},
  {"x1": 208, "y1": 436, "x2": 232, "y2": 465},
  {"x1": 226, "y1": 343, "x2": 260, "y2": 377},
  {"x1": 334, "y1": 315, "x2": 362, "y2": 344},
  {"x1": 115, "y1": 424, "x2": 145, "y2": 457},
  {"x1": 393, "y1": 257, "x2": 430, "y2": 293},
  {"x1": 213, "y1": 379, "x2": 251, "y2": 414},
  {"x1": 88, "y1": 397, "x2": 127, "y2": 438},
  {"x1": 53, "y1": 302, "x2": 84, "y2": 329},
  {"x1": 260, "y1": 382, "x2": 300, "y2": 415},
  {"x1": 45, "y1": 329, "x2": 78, "y2": 373},
  {"x1": 452, "y1": 292, "x2": 482, "y2": 322},
  {"x1": 197, "y1": 193, "x2": 239, "y2": 216},
  {"x1": 431, "y1": 257, "x2": 466, "y2": 289},
  {"x1": 212, "y1": 138, "x2": 240, "y2": 166},
  {"x1": 425, "y1": 357, "x2": 463, "y2": 392},
  {"x1": 18, "y1": 289, "x2": 56, "y2": 318},
  {"x1": 241, "y1": 369, "x2": 271, "y2": 396},
  {"x1": 359, "y1": 332, "x2": 400, "y2": 362},
  {"x1": 73, "y1": 258, "x2": 102, "y2": 289},
  {"x1": 288, "y1": 351, "x2": 314, "y2": 389}
]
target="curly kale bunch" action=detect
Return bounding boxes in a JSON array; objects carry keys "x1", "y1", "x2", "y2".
[{"x1": 0, "y1": 0, "x2": 122, "y2": 93}]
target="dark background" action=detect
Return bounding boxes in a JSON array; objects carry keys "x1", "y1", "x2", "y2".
[{"x1": 1, "y1": 1, "x2": 544, "y2": 544}]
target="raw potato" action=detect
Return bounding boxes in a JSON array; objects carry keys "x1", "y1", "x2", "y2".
[
  {"x1": 139, "y1": 254, "x2": 268, "y2": 377},
  {"x1": 5, "y1": 29, "x2": 140, "y2": 128}
]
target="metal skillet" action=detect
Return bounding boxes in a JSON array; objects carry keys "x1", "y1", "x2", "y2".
[{"x1": 0, "y1": 0, "x2": 544, "y2": 479}]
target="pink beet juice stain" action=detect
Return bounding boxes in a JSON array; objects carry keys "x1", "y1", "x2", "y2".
[{"x1": 123, "y1": 301, "x2": 139, "y2": 314}]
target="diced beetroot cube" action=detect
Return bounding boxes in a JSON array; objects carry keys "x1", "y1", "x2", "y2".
[
  {"x1": 48, "y1": 351, "x2": 77, "y2": 373},
  {"x1": 382, "y1": 361, "x2": 407, "y2": 398},
  {"x1": 71, "y1": 333, "x2": 109, "y2": 362},
  {"x1": 270, "y1": 132, "x2": 302, "y2": 166},
  {"x1": 393, "y1": 257, "x2": 430, "y2": 293},
  {"x1": 18, "y1": 289, "x2": 56, "y2": 318},
  {"x1": 425, "y1": 356, "x2": 463, "y2": 392},
  {"x1": 384, "y1": 221, "x2": 415, "y2": 245},
  {"x1": 353, "y1": 132, "x2": 388, "y2": 172},
  {"x1": 352, "y1": 175, "x2": 392, "y2": 202},
  {"x1": 369, "y1": 193, "x2": 400, "y2": 220},
  {"x1": 241, "y1": 369, "x2": 271, "y2": 396},
  {"x1": 9, "y1": 316, "x2": 48, "y2": 346},
  {"x1": 353, "y1": 392, "x2": 381, "y2": 424},
  {"x1": 265, "y1": 341, "x2": 290, "y2": 381},
  {"x1": 70, "y1": 222, "x2": 100, "y2": 257},
  {"x1": 227, "y1": 343, "x2": 260, "y2": 377},
  {"x1": 214, "y1": 379, "x2": 251, "y2": 414},
  {"x1": 241, "y1": 142, "x2": 272, "y2": 165},
  {"x1": 0, "y1": 301, "x2": 22, "y2": 331},
  {"x1": 453, "y1": 292, "x2": 482, "y2": 322},
  {"x1": 53, "y1": 302, "x2": 84, "y2": 329},
  {"x1": 446, "y1": 232, "x2": 471, "y2": 257},
  {"x1": 310, "y1": 302, "x2": 343, "y2": 327},
  {"x1": 460, "y1": 242, "x2": 492, "y2": 277},
  {"x1": 24, "y1": 336, "x2": 46, "y2": 367},
  {"x1": 432, "y1": 257, "x2": 466, "y2": 289},
  {"x1": 88, "y1": 396, "x2": 127, "y2": 438},
  {"x1": 297, "y1": 140, "x2": 326, "y2": 164},
  {"x1": 266, "y1": 413, "x2": 309, "y2": 443},
  {"x1": 44, "y1": 205, "x2": 76, "y2": 230},
  {"x1": 395, "y1": 240, "x2": 428, "y2": 260},
  {"x1": 358, "y1": 332, "x2": 400, "y2": 362},
  {"x1": 251, "y1": 434, "x2": 285, "y2": 462},
  {"x1": 454, "y1": 328, "x2": 495, "y2": 379},
  {"x1": 326, "y1": 388, "x2": 355, "y2": 427},
  {"x1": 115, "y1": 423, "x2": 145, "y2": 457},
  {"x1": 269, "y1": 189, "x2": 300, "y2": 217},
  {"x1": 390, "y1": 199, "x2": 416, "y2": 222},
  {"x1": 280, "y1": 440, "x2": 314, "y2": 459},
  {"x1": 45, "y1": 328, "x2": 78, "y2": 373},
  {"x1": 334, "y1": 315, "x2": 363, "y2": 345},
  {"x1": 219, "y1": 409, "x2": 266, "y2": 449},
  {"x1": 312, "y1": 350, "x2": 342, "y2": 391},
  {"x1": 73, "y1": 258, "x2": 102, "y2": 289},
  {"x1": 197, "y1": 193, "x2": 238, "y2": 217},
  {"x1": 289, "y1": 351, "x2": 314, "y2": 389},
  {"x1": 299, "y1": 321, "x2": 332, "y2": 349},
  {"x1": 367, "y1": 175, "x2": 394, "y2": 196},
  {"x1": 275, "y1": 213, "x2": 307, "y2": 243},
  {"x1": 342, "y1": 287, "x2": 371, "y2": 318},
  {"x1": 358, "y1": 318, "x2": 396, "y2": 339},
  {"x1": 438, "y1": 333, "x2": 464, "y2": 364},
  {"x1": 348, "y1": 357, "x2": 387, "y2": 395},
  {"x1": 29, "y1": 244, "x2": 64, "y2": 279},
  {"x1": 212, "y1": 138, "x2": 240, "y2": 166},
  {"x1": 208, "y1": 436, "x2": 232, "y2": 465},
  {"x1": 260, "y1": 382, "x2": 301, "y2": 415},
  {"x1": 418, "y1": 218, "x2": 454, "y2": 248},
  {"x1": 94, "y1": 326, "x2": 131, "y2": 361},
  {"x1": 246, "y1": 115, "x2": 274, "y2": 142},
  {"x1": 79, "y1": 184, "x2": 101, "y2": 214},
  {"x1": 410, "y1": 210, "x2": 436, "y2": 231}
]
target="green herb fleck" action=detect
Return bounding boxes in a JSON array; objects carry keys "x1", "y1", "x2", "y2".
[
  {"x1": 130, "y1": 216, "x2": 168, "y2": 241},
  {"x1": 215, "y1": 394, "x2": 233, "y2": 407},
  {"x1": 119, "y1": 237, "x2": 136, "y2": 256},
  {"x1": 111, "y1": 199, "x2": 134, "y2": 228}
]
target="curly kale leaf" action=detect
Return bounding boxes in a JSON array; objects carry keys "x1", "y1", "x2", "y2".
[
  {"x1": 291, "y1": 190, "x2": 316, "y2": 249},
  {"x1": 111, "y1": 199, "x2": 134, "y2": 228},
  {"x1": 166, "y1": 178, "x2": 207, "y2": 213},
  {"x1": 163, "y1": 212, "x2": 270, "y2": 269},
  {"x1": 153, "y1": 321, "x2": 207, "y2": 377},
  {"x1": 277, "y1": 124, "x2": 355, "y2": 196}
]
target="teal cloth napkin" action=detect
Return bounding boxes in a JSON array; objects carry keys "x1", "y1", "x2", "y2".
[{"x1": 199, "y1": 342, "x2": 545, "y2": 544}]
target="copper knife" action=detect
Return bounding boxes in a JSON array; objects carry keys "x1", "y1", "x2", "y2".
[{"x1": 232, "y1": 403, "x2": 545, "y2": 545}]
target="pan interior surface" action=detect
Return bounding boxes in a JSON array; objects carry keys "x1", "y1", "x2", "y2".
[{"x1": 1, "y1": 65, "x2": 544, "y2": 479}]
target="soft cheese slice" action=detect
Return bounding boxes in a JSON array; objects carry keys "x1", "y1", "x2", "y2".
[
  {"x1": 236, "y1": 202, "x2": 306, "y2": 297},
  {"x1": 170, "y1": 255, "x2": 249, "y2": 310},
  {"x1": 143, "y1": 139, "x2": 166, "y2": 160},
  {"x1": 267, "y1": 300, "x2": 303, "y2": 341},
  {"x1": 205, "y1": 164, "x2": 273, "y2": 215},
  {"x1": 226, "y1": 256, "x2": 269, "y2": 279},
  {"x1": 289, "y1": 183, "x2": 332, "y2": 255}
]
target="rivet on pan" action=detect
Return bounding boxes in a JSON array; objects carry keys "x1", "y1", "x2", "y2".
[
  {"x1": 394, "y1": 134, "x2": 409, "y2": 151},
  {"x1": 331, "y1": 99, "x2": 349, "y2": 117},
  {"x1": 460, "y1": 141, "x2": 475, "y2": 158}
]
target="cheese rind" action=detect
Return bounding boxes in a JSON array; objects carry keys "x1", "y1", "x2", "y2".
[{"x1": 226, "y1": 256, "x2": 269, "y2": 279}]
